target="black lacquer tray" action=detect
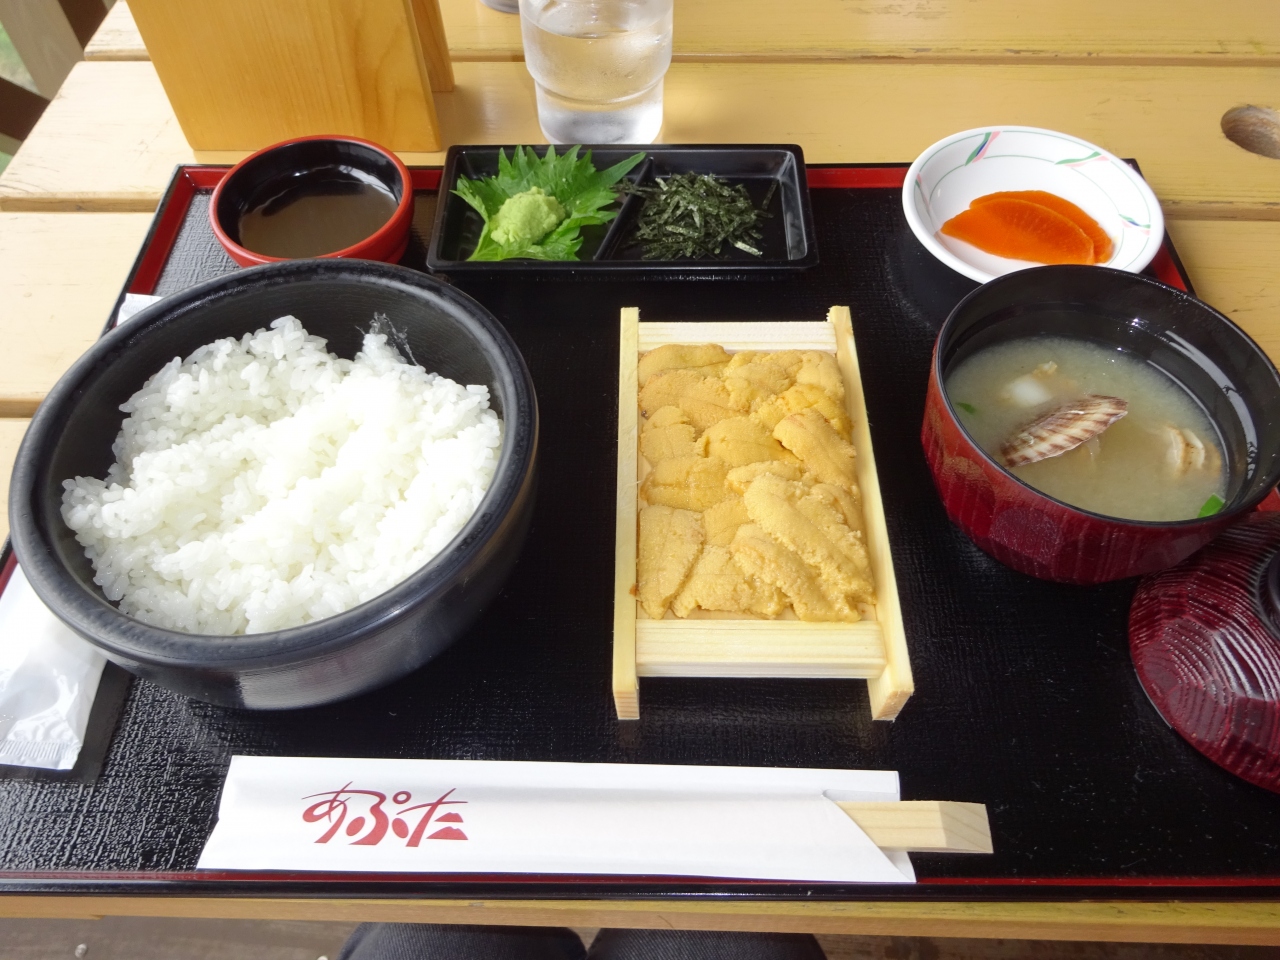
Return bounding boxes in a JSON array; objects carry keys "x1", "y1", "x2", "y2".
[{"x1": 0, "y1": 162, "x2": 1276, "y2": 902}]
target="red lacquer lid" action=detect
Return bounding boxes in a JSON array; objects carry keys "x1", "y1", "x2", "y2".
[{"x1": 1129, "y1": 512, "x2": 1280, "y2": 793}]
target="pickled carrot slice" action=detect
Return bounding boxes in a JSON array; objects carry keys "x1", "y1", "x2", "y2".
[
  {"x1": 941, "y1": 198, "x2": 1095, "y2": 265},
  {"x1": 972, "y1": 190, "x2": 1114, "y2": 263}
]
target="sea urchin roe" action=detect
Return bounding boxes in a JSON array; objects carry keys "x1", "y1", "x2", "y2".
[
  {"x1": 941, "y1": 191, "x2": 1114, "y2": 265},
  {"x1": 635, "y1": 345, "x2": 873, "y2": 622}
]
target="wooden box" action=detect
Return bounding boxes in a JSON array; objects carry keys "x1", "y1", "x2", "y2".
[
  {"x1": 613, "y1": 307, "x2": 914, "y2": 721},
  {"x1": 128, "y1": 0, "x2": 452, "y2": 153}
]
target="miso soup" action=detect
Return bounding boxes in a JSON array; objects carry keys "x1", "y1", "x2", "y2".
[{"x1": 945, "y1": 336, "x2": 1226, "y2": 522}]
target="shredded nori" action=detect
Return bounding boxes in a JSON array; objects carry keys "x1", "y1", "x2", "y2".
[{"x1": 622, "y1": 173, "x2": 773, "y2": 260}]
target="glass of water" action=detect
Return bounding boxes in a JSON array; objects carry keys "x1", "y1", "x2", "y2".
[{"x1": 519, "y1": 0, "x2": 674, "y2": 144}]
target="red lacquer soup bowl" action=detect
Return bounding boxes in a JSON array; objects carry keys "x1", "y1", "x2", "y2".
[{"x1": 921, "y1": 266, "x2": 1280, "y2": 584}]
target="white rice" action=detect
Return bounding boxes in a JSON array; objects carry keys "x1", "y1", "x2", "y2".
[{"x1": 60, "y1": 316, "x2": 503, "y2": 636}]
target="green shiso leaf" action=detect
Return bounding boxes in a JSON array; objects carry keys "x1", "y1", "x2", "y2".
[
  {"x1": 454, "y1": 145, "x2": 646, "y2": 262},
  {"x1": 1197, "y1": 493, "x2": 1226, "y2": 518}
]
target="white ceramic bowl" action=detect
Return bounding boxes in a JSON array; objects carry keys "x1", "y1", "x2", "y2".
[{"x1": 902, "y1": 126, "x2": 1164, "y2": 284}]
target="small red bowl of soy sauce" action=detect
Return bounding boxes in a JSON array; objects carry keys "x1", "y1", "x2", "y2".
[{"x1": 211, "y1": 135, "x2": 413, "y2": 267}]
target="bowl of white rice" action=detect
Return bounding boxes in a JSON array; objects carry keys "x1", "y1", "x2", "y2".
[{"x1": 9, "y1": 260, "x2": 538, "y2": 709}]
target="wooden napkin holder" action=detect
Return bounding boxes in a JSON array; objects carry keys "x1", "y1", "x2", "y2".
[{"x1": 128, "y1": 0, "x2": 452, "y2": 153}]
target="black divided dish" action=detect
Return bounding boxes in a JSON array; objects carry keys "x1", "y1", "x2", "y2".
[
  {"x1": 0, "y1": 164, "x2": 1274, "y2": 901},
  {"x1": 426, "y1": 144, "x2": 818, "y2": 277},
  {"x1": 9, "y1": 261, "x2": 539, "y2": 710}
]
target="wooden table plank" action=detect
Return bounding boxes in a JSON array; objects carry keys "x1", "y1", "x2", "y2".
[
  {"x1": 0, "y1": 215, "x2": 1276, "y2": 419},
  {"x1": 3, "y1": 60, "x2": 1279, "y2": 218},
  {"x1": 83, "y1": 0, "x2": 144, "y2": 61},
  {"x1": 85, "y1": 0, "x2": 1280, "y2": 66},
  {"x1": 0, "y1": 60, "x2": 523, "y2": 212},
  {"x1": 0, "y1": 213, "x2": 153, "y2": 415},
  {"x1": 0, "y1": 63, "x2": 188, "y2": 212},
  {"x1": 0, "y1": 419, "x2": 30, "y2": 544},
  {"x1": 0, "y1": 896, "x2": 1276, "y2": 946},
  {"x1": 674, "y1": 0, "x2": 1280, "y2": 66},
  {"x1": 1167, "y1": 219, "x2": 1280, "y2": 359}
]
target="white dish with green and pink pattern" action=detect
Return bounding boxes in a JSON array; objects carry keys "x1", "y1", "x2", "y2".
[{"x1": 903, "y1": 126, "x2": 1164, "y2": 284}]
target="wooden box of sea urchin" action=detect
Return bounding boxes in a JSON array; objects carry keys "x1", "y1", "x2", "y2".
[{"x1": 612, "y1": 306, "x2": 914, "y2": 720}]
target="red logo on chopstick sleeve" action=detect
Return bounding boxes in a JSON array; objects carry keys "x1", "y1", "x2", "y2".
[{"x1": 302, "y1": 784, "x2": 468, "y2": 846}]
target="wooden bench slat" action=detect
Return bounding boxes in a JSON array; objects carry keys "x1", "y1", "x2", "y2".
[
  {"x1": 0, "y1": 212, "x2": 153, "y2": 415},
  {"x1": 1167, "y1": 219, "x2": 1280, "y2": 360},
  {"x1": 0, "y1": 218, "x2": 1276, "y2": 418},
  {"x1": 4, "y1": 61, "x2": 1279, "y2": 218},
  {"x1": 0, "y1": 419, "x2": 30, "y2": 544},
  {"x1": 86, "y1": 0, "x2": 1280, "y2": 66}
]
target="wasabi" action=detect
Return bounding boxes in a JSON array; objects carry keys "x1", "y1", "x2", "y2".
[{"x1": 490, "y1": 187, "x2": 566, "y2": 247}]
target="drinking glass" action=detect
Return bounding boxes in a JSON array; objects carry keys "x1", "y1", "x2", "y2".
[{"x1": 519, "y1": 0, "x2": 674, "y2": 144}]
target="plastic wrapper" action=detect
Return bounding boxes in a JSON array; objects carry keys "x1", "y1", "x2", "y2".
[
  {"x1": 0, "y1": 290, "x2": 162, "y2": 772},
  {"x1": 0, "y1": 566, "x2": 105, "y2": 771}
]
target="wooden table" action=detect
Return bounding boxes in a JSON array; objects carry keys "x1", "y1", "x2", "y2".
[
  {"x1": 1, "y1": 0, "x2": 1278, "y2": 944},
  {"x1": 86, "y1": 0, "x2": 1280, "y2": 65}
]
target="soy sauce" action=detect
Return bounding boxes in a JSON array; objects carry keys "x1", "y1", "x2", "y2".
[{"x1": 237, "y1": 172, "x2": 398, "y2": 258}]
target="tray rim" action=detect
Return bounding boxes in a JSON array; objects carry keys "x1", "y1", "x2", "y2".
[{"x1": 105, "y1": 161, "x2": 1199, "y2": 328}]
